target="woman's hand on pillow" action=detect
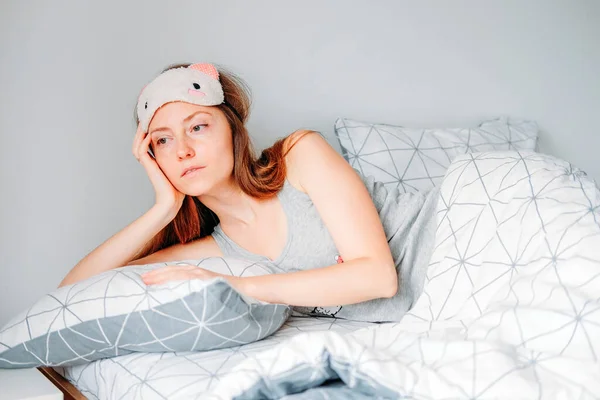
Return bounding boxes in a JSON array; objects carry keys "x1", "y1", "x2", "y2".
[{"x1": 141, "y1": 264, "x2": 226, "y2": 286}]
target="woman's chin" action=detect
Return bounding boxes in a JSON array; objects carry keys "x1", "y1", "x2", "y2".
[{"x1": 179, "y1": 180, "x2": 212, "y2": 197}]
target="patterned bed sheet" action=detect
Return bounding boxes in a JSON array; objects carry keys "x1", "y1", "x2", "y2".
[{"x1": 57, "y1": 315, "x2": 377, "y2": 399}]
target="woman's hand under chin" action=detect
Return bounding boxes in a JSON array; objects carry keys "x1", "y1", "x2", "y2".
[
  {"x1": 132, "y1": 123, "x2": 186, "y2": 217},
  {"x1": 141, "y1": 264, "x2": 233, "y2": 286}
]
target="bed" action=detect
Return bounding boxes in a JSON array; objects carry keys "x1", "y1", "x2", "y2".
[
  {"x1": 2, "y1": 117, "x2": 599, "y2": 399},
  {"x1": 56, "y1": 149, "x2": 600, "y2": 399}
]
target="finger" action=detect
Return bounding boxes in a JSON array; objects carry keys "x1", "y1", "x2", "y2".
[
  {"x1": 144, "y1": 265, "x2": 191, "y2": 275},
  {"x1": 143, "y1": 270, "x2": 194, "y2": 285},
  {"x1": 132, "y1": 124, "x2": 146, "y2": 157},
  {"x1": 141, "y1": 268, "x2": 170, "y2": 280},
  {"x1": 137, "y1": 132, "x2": 153, "y2": 163},
  {"x1": 143, "y1": 273, "x2": 177, "y2": 285},
  {"x1": 141, "y1": 265, "x2": 195, "y2": 279},
  {"x1": 142, "y1": 269, "x2": 176, "y2": 284},
  {"x1": 157, "y1": 265, "x2": 196, "y2": 276},
  {"x1": 133, "y1": 132, "x2": 147, "y2": 161}
]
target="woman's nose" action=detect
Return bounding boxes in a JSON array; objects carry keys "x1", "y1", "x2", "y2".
[{"x1": 176, "y1": 137, "x2": 195, "y2": 159}]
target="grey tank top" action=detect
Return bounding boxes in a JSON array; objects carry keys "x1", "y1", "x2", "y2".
[
  {"x1": 211, "y1": 180, "x2": 341, "y2": 273},
  {"x1": 211, "y1": 175, "x2": 439, "y2": 322}
]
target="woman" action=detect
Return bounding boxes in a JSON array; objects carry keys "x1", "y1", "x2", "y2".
[{"x1": 59, "y1": 62, "x2": 438, "y2": 322}]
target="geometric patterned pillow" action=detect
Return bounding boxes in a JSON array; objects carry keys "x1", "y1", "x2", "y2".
[
  {"x1": 0, "y1": 258, "x2": 291, "y2": 369},
  {"x1": 334, "y1": 116, "x2": 539, "y2": 193}
]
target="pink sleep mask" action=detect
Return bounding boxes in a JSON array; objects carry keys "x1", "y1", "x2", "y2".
[{"x1": 136, "y1": 63, "x2": 225, "y2": 132}]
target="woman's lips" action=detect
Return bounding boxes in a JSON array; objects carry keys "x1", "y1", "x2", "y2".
[{"x1": 181, "y1": 167, "x2": 205, "y2": 177}]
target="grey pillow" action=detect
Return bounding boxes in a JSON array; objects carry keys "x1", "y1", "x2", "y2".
[
  {"x1": 334, "y1": 116, "x2": 539, "y2": 193},
  {"x1": 0, "y1": 258, "x2": 291, "y2": 369}
]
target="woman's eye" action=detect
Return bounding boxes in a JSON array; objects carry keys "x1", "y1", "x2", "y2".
[
  {"x1": 157, "y1": 138, "x2": 168, "y2": 145},
  {"x1": 192, "y1": 124, "x2": 207, "y2": 132}
]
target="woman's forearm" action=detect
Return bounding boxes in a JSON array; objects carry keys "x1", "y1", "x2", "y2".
[
  {"x1": 58, "y1": 205, "x2": 176, "y2": 287},
  {"x1": 232, "y1": 258, "x2": 398, "y2": 307}
]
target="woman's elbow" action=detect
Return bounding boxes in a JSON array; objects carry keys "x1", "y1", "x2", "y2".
[
  {"x1": 381, "y1": 276, "x2": 398, "y2": 299},
  {"x1": 376, "y1": 262, "x2": 398, "y2": 299}
]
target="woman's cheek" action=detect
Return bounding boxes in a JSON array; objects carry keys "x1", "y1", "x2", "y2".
[{"x1": 156, "y1": 157, "x2": 181, "y2": 182}]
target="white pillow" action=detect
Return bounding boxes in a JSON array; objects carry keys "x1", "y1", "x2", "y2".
[
  {"x1": 0, "y1": 258, "x2": 291, "y2": 369},
  {"x1": 334, "y1": 116, "x2": 538, "y2": 193}
]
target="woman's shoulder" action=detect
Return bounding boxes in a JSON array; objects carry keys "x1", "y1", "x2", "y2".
[
  {"x1": 282, "y1": 130, "x2": 330, "y2": 194},
  {"x1": 281, "y1": 131, "x2": 385, "y2": 204}
]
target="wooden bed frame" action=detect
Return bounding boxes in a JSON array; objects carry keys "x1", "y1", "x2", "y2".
[{"x1": 38, "y1": 367, "x2": 87, "y2": 400}]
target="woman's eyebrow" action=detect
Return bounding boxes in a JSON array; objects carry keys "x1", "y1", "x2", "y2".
[
  {"x1": 149, "y1": 111, "x2": 212, "y2": 135},
  {"x1": 183, "y1": 111, "x2": 212, "y2": 124},
  {"x1": 148, "y1": 127, "x2": 171, "y2": 136}
]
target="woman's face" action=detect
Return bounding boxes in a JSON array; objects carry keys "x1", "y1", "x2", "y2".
[{"x1": 147, "y1": 101, "x2": 234, "y2": 196}]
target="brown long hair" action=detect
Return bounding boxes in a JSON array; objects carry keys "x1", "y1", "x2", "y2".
[{"x1": 133, "y1": 63, "x2": 311, "y2": 260}]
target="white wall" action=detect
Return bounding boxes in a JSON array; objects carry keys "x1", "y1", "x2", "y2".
[{"x1": 1, "y1": 0, "x2": 598, "y2": 326}]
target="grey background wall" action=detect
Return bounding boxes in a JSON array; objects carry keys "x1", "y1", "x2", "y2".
[{"x1": 1, "y1": 0, "x2": 598, "y2": 326}]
